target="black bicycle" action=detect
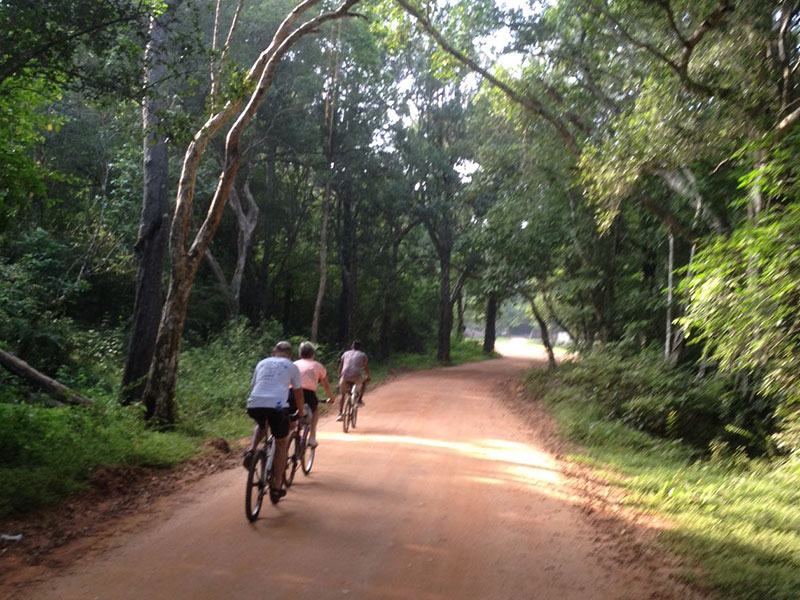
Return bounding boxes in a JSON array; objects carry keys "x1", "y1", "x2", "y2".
[
  {"x1": 286, "y1": 412, "x2": 315, "y2": 486},
  {"x1": 245, "y1": 412, "x2": 303, "y2": 522},
  {"x1": 245, "y1": 432, "x2": 280, "y2": 522}
]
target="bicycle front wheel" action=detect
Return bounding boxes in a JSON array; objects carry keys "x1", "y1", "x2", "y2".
[
  {"x1": 343, "y1": 395, "x2": 352, "y2": 433},
  {"x1": 245, "y1": 449, "x2": 266, "y2": 522},
  {"x1": 286, "y1": 431, "x2": 300, "y2": 487}
]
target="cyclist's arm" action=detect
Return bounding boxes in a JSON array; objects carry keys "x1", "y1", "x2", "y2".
[{"x1": 363, "y1": 358, "x2": 371, "y2": 381}]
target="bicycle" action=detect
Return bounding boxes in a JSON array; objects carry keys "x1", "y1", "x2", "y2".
[
  {"x1": 341, "y1": 383, "x2": 361, "y2": 433},
  {"x1": 244, "y1": 412, "x2": 300, "y2": 522},
  {"x1": 245, "y1": 433, "x2": 280, "y2": 522},
  {"x1": 286, "y1": 411, "x2": 316, "y2": 486}
]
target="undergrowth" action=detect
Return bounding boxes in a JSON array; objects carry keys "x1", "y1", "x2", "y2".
[{"x1": 526, "y1": 349, "x2": 800, "y2": 600}]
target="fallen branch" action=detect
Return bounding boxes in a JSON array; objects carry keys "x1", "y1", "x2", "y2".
[{"x1": 0, "y1": 348, "x2": 91, "y2": 406}]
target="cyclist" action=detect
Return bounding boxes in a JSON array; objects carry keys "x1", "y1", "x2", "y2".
[
  {"x1": 337, "y1": 339, "x2": 371, "y2": 421},
  {"x1": 243, "y1": 340, "x2": 306, "y2": 501},
  {"x1": 293, "y1": 341, "x2": 334, "y2": 448}
]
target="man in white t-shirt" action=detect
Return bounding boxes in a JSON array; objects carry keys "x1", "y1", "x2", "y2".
[
  {"x1": 337, "y1": 339, "x2": 370, "y2": 420},
  {"x1": 244, "y1": 341, "x2": 306, "y2": 501}
]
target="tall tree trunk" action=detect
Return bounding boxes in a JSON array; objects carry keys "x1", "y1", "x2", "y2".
[
  {"x1": 120, "y1": 1, "x2": 177, "y2": 406},
  {"x1": 530, "y1": 296, "x2": 556, "y2": 370},
  {"x1": 456, "y1": 288, "x2": 465, "y2": 341},
  {"x1": 312, "y1": 22, "x2": 341, "y2": 342},
  {"x1": 143, "y1": 276, "x2": 192, "y2": 424},
  {"x1": 665, "y1": 231, "x2": 674, "y2": 359},
  {"x1": 483, "y1": 293, "x2": 497, "y2": 354},
  {"x1": 311, "y1": 181, "x2": 331, "y2": 342},
  {"x1": 437, "y1": 254, "x2": 452, "y2": 362},
  {"x1": 337, "y1": 191, "x2": 357, "y2": 344}
]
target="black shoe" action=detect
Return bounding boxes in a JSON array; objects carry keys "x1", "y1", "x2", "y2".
[
  {"x1": 242, "y1": 450, "x2": 254, "y2": 469},
  {"x1": 269, "y1": 487, "x2": 287, "y2": 503},
  {"x1": 357, "y1": 399, "x2": 365, "y2": 407}
]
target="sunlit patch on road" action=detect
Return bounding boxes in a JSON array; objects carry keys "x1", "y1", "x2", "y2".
[{"x1": 319, "y1": 433, "x2": 559, "y2": 485}]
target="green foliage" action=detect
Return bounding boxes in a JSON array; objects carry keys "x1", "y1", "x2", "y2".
[
  {"x1": 175, "y1": 318, "x2": 283, "y2": 438},
  {"x1": 0, "y1": 400, "x2": 196, "y2": 518},
  {"x1": 680, "y1": 203, "x2": 800, "y2": 434},
  {"x1": 542, "y1": 345, "x2": 780, "y2": 456},
  {"x1": 0, "y1": 77, "x2": 61, "y2": 229},
  {"x1": 527, "y1": 362, "x2": 800, "y2": 600}
]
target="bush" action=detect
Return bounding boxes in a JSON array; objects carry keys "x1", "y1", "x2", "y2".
[
  {"x1": 175, "y1": 318, "x2": 282, "y2": 437},
  {"x1": 0, "y1": 400, "x2": 196, "y2": 518},
  {"x1": 536, "y1": 345, "x2": 781, "y2": 456}
]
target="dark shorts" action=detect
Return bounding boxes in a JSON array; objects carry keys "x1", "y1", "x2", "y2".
[
  {"x1": 247, "y1": 407, "x2": 290, "y2": 439},
  {"x1": 287, "y1": 389, "x2": 319, "y2": 413}
]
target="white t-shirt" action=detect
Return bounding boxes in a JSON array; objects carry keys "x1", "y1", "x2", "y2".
[
  {"x1": 294, "y1": 358, "x2": 327, "y2": 391},
  {"x1": 247, "y1": 356, "x2": 302, "y2": 409},
  {"x1": 340, "y1": 349, "x2": 367, "y2": 379}
]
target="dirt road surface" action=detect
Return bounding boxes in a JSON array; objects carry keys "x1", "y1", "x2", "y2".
[{"x1": 13, "y1": 342, "x2": 696, "y2": 600}]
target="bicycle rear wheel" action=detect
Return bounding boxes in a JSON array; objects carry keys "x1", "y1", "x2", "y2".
[
  {"x1": 245, "y1": 449, "x2": 266, "y2": 522},
  {"x1": 301, "y1": 431, "x2": 315, "y2": 475},
  {"x1": 351, "y1": 389, "x2": 359, "y2": 429},
  {"x1": 285, "y1": 431, "x2": 300, "y2": 487}
]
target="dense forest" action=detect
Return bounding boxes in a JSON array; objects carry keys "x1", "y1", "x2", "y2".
[{"x1": 2, "y1": 0, "x2": 800, "y2": 557}]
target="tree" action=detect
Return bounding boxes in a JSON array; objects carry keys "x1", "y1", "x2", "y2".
[
  {"x1": 121, "y1": 0, "x2": 183, "y2": 406},
  {"x1": 142, "y1": 0, "x2": 361, "y2": 425}
]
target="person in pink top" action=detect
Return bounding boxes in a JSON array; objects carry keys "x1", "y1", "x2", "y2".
[
  {"x1": 293, "y1": 341, "x2": 334, "y2": 447},
  {"x1": 337, "y1": 339, "x2": 371, "y2": 421}
]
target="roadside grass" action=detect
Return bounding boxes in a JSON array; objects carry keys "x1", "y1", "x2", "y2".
[
  {"x1": 0, "y1": 333, "x2": 490, "y2": 518},
  {"x1": 526, "y1": 369, "x2": 800, "y2": 600}
]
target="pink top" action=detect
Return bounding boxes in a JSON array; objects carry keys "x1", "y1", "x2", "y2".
[{"x1": 293, "y1": 358, "x2": 327, "y2": 391}]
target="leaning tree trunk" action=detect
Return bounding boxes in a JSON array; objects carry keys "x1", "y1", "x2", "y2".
[
  {"x1": 530, "y1": 296, "x2": 556, "y2": 370},
  {"x1": 229, "y1": 179, "x2": 259, "y2": 313},
  {"x1": 456, "y1": 289, "x2": 465, "y2": 341},
  {"x1": 141, "y1": 0, "x2": 361, "y2": 425},
  {"x1": 120, "y1": 0, "x2": 177, "y2": 406},
  {"x1": 483, "y1": 293, "x2": 497, "y2": 355}
]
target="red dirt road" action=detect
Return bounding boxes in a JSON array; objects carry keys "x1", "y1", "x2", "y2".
[{"x1": 13, "y1": 342, "x2": 696, "y2": 600}]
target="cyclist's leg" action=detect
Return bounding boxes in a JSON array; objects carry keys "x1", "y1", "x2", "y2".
[
  {"x1": 302, "y1": 389, "x2": 320, "y2": 445},
  {"x1": 245, "y1": 408, "x2": 268, "y2": 466},
  {"x1": 337, "y1": 377, "x2": 349, "y2": 420},
  {"x1": 274, "y1": 436, "x2": 289, "y2": 489},
  {"x1": 265, "y1": 408, "x2": 291, "y2": 492}
]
